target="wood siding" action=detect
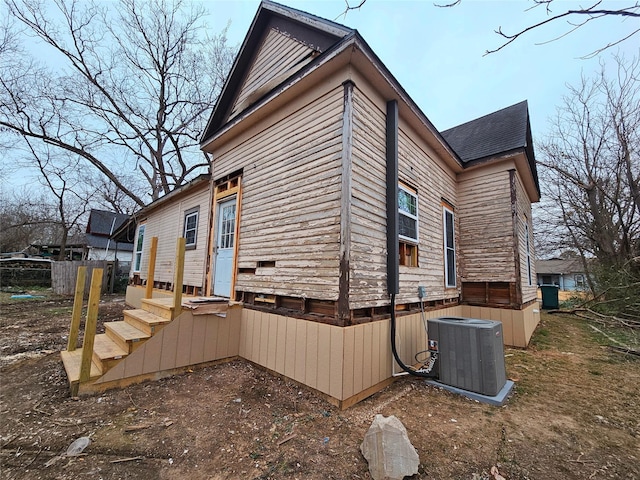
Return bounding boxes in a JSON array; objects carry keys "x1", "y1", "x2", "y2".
[
  {"x1": 213, "y1": 87, "x2": 344, "y2": 300},
  {"x1": 133, "y1": 185, "x2": 211, "y2": 289},
  {"x1": 514, "y1": 171, "x2": 538, "y2": 303},
  {"x1": 230, "y1": 28, "x2": 314, "y2": 120},
  {"x1": 457, "y1": 167, "x2": 515, "y2": 282},
  {"x1": 350, "y1": 79, "x2": 459, "y2": 309}
]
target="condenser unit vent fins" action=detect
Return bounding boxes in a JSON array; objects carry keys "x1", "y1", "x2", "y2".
[{"x1": 427, "y1": 317, "x2": 507, "y2": 396}]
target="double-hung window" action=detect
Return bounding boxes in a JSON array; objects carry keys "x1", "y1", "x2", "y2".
[
  {"x1": 524, "y1": 221, "x2": 533, "y2": 286},
  {"x1": 398, "y1": 185, "x2": 418, "y2": 267},
  {"x1": 134, "y1": 224, "x2": 145, "y2": 272},
  {"x1": 183, "y1": 207, "x2": 199, "y2": 249},
  {"x1": 443, "y1": 206, "x2": 456, "y2": 287}
]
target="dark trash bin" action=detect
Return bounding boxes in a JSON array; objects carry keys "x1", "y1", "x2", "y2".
[{"x1": 540, "y1": 284, "x2": 560, "y2": 309}]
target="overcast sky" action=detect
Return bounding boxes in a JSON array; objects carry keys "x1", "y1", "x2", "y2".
[{"x1": 207, "y1": 0, "x2": 639, "y2": 139}]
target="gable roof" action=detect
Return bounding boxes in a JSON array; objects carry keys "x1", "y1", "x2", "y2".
[
  {"x1": 442, "y1": 101, "x2": 540, "y2": 195},
  {"x1": 200, "y1": 0, "x2": 353, "y2": 142},
  {"x1": 536, "y1": 257, "x2": 584, "y2": 275},
  {"x1": 86, "y1": 210, "x2": 130, "y2": 237}
]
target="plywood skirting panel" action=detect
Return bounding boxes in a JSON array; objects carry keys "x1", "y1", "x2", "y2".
[{"x1": 94, "y1": 311, "x2": 241, "y2": 385}]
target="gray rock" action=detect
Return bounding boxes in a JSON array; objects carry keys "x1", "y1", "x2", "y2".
[{"x1": 360, "y1": 414, "x2": 419, "y2": 480}]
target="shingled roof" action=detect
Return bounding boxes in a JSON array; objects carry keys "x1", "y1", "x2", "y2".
[
  {"x1": 441, "y1": 101, "x2": 528, "y2": 162},
  {"x1": 441, "y1": 100, "x2": 539, "y2": 194}
]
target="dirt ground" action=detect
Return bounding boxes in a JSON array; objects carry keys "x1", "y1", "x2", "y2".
[{"x1": 1, "y1": 290, "x2": 638, "y2": 480}]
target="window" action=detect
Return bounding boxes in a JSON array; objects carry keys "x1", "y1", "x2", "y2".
[
  {"x1": 398, "y1": 185, "x2": 418, "y2": 267},
  {"x1": 398, "y1": 186, "x2": 418, "y2": 242},
  {"x1": 183, "y1": 207, "x2": 199, "y2": 249},
  {"x1": 443, "y1": 206, "x2": 456, "y2": 287},
  {"x1": 524, "y1": 221, "x2": 533, "y2": 286},
  {"x1": 134, "y1": 224, "x2": 145, "y2": 272},
  {"x1": 575, "y1": 274, "x2": 585, "y2": 289}
]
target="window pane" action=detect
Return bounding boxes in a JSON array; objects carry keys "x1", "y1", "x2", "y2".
[
  {"x1": 445, "y1": 211, "x2": 454, "y2": 248},
  {"x1": 398, "y1": 190, "x2": 416, "y2": 216},
  {"x1": 399, "y1": 214, "x2": 417, "y2": 240},
  {"x1": 446, "y1": 249, "x2": 456, "y2": 286}
]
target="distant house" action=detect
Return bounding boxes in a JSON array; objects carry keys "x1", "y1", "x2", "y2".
[
  {"x1": 85, "y1": 209, "x2": 133, "y2": 264},
  {"x1": 111, "y1": 1, "x2": 542, "y2": 407},
  {"x1": 536, "y1": 257, "x2": 588, "y2": 291}
]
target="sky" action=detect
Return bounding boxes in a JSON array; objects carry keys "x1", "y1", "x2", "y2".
[
  {"x1": 202, "y1": 0, "x2": 639, "y2": 139},
  {"x1": 2, "y1": 0, "x2": 638, "y2": 200}
]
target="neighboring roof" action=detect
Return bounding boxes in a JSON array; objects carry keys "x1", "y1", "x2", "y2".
[
  {"x1": 85, "y1": 233, "x2": 134, "y2": 252},
  {"x1": 441, "y1": 101, "x2": 540, "y2": 195},
  {"x1": 536, "y1": 258, "x2": 584, "y2": 275},
  {"x1": 200, "y1": 0, "x2": 353, "y2": 142},
  {"x1": 86, "y1": 209, "x2": 131, "y2": 237}
]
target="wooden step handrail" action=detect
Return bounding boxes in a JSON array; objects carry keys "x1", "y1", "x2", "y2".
[
  {"x1": 173, "y1": 237, "x2": 186, "y2": 317},
  {"x1": 66, "y1": 266, "x2": 87, "y2": 352},
  {"x1": 145, "y1": 237, "x2": 159, "y2": 300},
  {"x1": 77, "y1": 268, "x2": 103, "y2": 389}
]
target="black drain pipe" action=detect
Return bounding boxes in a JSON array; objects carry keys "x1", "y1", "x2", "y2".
[{"x1": 386, "y1": 100, "x2": 435, "y2": 378}]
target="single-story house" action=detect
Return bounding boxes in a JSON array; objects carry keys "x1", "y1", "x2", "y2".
[
  {"x1": 87, "y1": 1, "x2": 541, "y2": 407},
  {"x1": 536, "y1": 257, "x2": 588, "y2": 291}
]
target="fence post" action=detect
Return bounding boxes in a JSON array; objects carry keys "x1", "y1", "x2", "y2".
[
  {"x1": 78, "y1": 268, "x2": 103, "y2": 386},
  {"x1": 66, "y1": 266, "x2": 87, "y2": 352},
  {"x1": 145, "y1": 237, "x2": 158, "y2": 300},
  {"x1": 173, "y1": 237, "x2": 185, "y2": 317}
]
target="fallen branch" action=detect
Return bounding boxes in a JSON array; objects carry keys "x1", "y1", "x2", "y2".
[
  {"x1": 111, "y1": 456, "x2": 144, "y2": 464},
  {"x1": 277, "y1": 433, "x2": 297, "y2": 446},
  {"x1": 608, "y1": 345, "x2": 640, "y2": 357}
]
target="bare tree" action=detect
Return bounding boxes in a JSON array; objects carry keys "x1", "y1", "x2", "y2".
[
  {"x1": 536, "y1": 54, "x2": 640, "y2": 294},
  {"x1": 0, "y1": 0, "x2": 235, "y2": 206},
  {"x1": 344, "y1": 1, "x2": 640, "y2": 57}
]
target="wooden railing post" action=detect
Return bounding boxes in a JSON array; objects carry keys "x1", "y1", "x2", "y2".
[
  {"x1": 66, "y1": 266, "x2": 87, "y2": 352},
  {"x1": 173, "y1": 237, "x2": 186, "y2": 317},
  {"x1": 145, "y1": 236, "x2": 158, "y2": 299},
  {"x1": 78, "y1": 268, "x2": 103, "y2": 386}
]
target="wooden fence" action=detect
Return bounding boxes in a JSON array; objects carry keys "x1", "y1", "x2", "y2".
[{"x1": 52, "y1": 261, "x2": 112, "y2": 296}]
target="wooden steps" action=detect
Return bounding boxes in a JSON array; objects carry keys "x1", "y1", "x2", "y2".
[
  {"x1": 123, "y1": 309, "x2": 171, "y2": 335},
  {"x1": 61, "y1": 350, "x2": 102, "y2": 384},
  {"x1": 92, "y1": 334, "x2": 128, "y2": 371},
  {"x1": 104, "y1": 322, "x2": 150, "y2": 353},
  {"x1": 62, "y1": 289, "x2": 229, "y2": 395}
]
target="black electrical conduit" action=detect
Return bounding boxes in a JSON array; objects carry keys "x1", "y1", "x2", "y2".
[
  {"x1": 390, "y1": 294, "x2": 437, "y2": 378},
  {"x1": 385, "y1": 100, "x2": 435, "y2": 378}
]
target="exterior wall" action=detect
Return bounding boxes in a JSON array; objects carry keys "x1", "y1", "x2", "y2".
[
  {"x1": 87, "y1": 247, "x2": 132, "y2": 262},
  {"x1": 513, "y1": 171, "x2": 537, "y2": 303},
  {"x1": 132, "y1": 184, "x2": 211, "y2": 289},
  {"x1": 349, "y1": 76, "x2": 459, "y2": 309},
  {"x1": 230, "y1": 28, "x2": 314, "y2": 119},
  {"x1": 459, "y1": 302, "x2": 540, "y2": 348},
  {"x1": 213, "y1": 82, "x2": 344, "y2": 300},
  {"x1": 238, "y1": 303, "x2": 537, "y2": 405},
  {"x1": 457, "y1": 165, "x2": 515, "y2": 283}
]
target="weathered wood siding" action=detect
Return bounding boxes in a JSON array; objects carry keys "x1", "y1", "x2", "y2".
[
  {"x1": 230, "y1": 28, "x2": 314, "y2": 119},
  {"x1": 133, "y1": 185, "x2": 211, "y2": 289},
  {"x1": 514, "y1": 171, "x2": 538, "y2": 303},
  {"x1": 350, "y1": 80, "x2": 459, "y2": 309},
  {"x1": 457, "y1": 167, "x2": 515, "y2": 282},
  {"x1": 213, "y1": 86, "x2": 344, "y2": 300}
]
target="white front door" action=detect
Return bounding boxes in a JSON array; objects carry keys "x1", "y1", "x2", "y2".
[{"x1": 213, "y1": 197, "x2": 236, "y2": 297}]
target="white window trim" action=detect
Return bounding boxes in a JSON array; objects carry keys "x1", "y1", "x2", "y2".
[
  {"x1": 134, "y1": 224, "x2": 145, "y2": 273},
  {"x1": 398, "y1": 185, "x2": 419, "y2": 244},
  {"x1": 443, "y1": 206, "x2": 456, "y2": 288},
  {"x1": 183, "y1": 207, "x2": 199, "y2": 249},
  {"x1": 524, "y1": 221, "x2": 533, "y2": 286}
]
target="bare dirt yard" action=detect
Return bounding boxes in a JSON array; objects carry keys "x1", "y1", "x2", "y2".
[{"x1": 1, "y1": 290, "x2": 639, "y2": 480}]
